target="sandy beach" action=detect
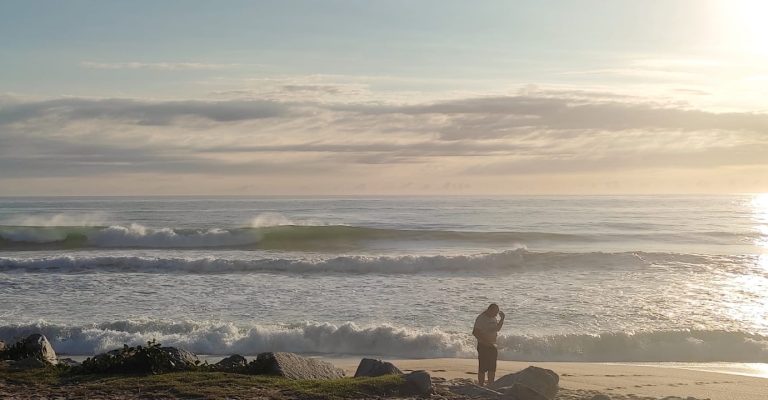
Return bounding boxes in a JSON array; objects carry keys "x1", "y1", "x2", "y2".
[{"x1": 328, "y1": 358, "x2": 768, "y2": 400}]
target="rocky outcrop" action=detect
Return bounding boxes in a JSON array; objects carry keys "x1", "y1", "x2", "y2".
[
  {"x1": 354, "y1": 358, "x2": 402, "y2": 377},
  {"x1": 0, "y1": 334, "x2": 58, "y2": 365},
  {"x1": 81, "y1": 343, "x2": 199, "y2": 374},
  {"x1": 214, "y1": 354, "x2": 248, "y2": 371},
  {"x1": 250, "y1": 352, "x2": 345, "y2": 380},
  {"x1": 403, "y1": 370, "x2": 433, "y2": 395},
  {"x1": 489, "y1": 366, "x2": 559, "y2": 400}
]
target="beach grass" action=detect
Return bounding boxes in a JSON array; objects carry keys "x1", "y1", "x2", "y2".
[{"x1": 0, "y1": 366, "x2": 406, "y2": 399}]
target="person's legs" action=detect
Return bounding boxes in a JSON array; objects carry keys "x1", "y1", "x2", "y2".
[
  {"x1": 477, "y1": 344, "x2": 487, "y2": 385},
  {"x1": 486, "y1": 344, "x2": 498, "y2": 384}
]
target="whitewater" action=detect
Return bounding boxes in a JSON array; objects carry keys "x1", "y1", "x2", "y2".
[{"x1": 1, "y1": 196, "x2": 767, "y2": 362}]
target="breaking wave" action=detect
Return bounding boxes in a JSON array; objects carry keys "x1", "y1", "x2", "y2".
[
  {"x1": 0, "y1": 249, "x2": 675, "y2": 274},
  {"x1": 0, "y1": 223, "x2": 746, "y2": 251},
  {"x1": 1, "y1": 320, "x2": 767, "y2": 362}
]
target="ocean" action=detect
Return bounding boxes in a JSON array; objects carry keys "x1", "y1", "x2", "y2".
[{"x1": 1, "y1": 195, "x2": 767, "y2": 364}]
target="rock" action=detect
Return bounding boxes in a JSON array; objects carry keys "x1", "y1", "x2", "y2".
[
  {"x1": 215, "y1": 354, "x2": 248, "y2": 371},
  {"x1": 83, "y1": 345, "x2": 199, "y2": 374},
  {"x1": 8, "y1": 357, "x2": 48, "y2": 370},
  {"x1": 20, "y1": 334, "x2": 58, "y2": 365},
  {"x1": 489, "y1": 366, "x2": 559, "y2": 400},
  {"x1": 403, "y1": 370, "x2": 433, "y2": 396},
  {"x1": 251, "y1": 352, "x2": 345, "y2": 380},
  {"x1": 590, "y1": 395, "x2": 611, "y2": 400},
  {"x1": 158, "y1": 347, "x2": 199, "y2": 369},
  {"x1": 58, "y1": 358, "x2": 81, "y2": 367},
  {"x1": 354, "y1": 358, "x2": 403, "y2": 377},
  {"x1": 448, "y1": 381, "x2": 502, "y2": 397}
]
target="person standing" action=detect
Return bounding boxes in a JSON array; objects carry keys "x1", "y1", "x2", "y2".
[{"x1": 472, "y1": 303, "x2": 505, "y2": 386}]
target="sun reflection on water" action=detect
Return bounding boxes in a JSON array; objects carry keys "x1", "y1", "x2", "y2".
[{"x1": 751, "y1": 194, "x2": 768, "y2": 250}]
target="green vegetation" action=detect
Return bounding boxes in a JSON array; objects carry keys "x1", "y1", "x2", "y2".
[
  {"x1": 79, "y1": 339, "x2": 202, "y2": 374},
  {"x1": 0, "y1": 366, "x2": 406, "y2": 399}
]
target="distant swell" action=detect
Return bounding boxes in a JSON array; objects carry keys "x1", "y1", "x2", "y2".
[
  {"x1": 0, "y1": 250, "x2": 671, "y2": 274},
  {"x1": 1, "y1": 320, "x2": 767, "y2": 362},
  {"x1": 0, "y1": 224, "x2": 746, "y2": 251}
]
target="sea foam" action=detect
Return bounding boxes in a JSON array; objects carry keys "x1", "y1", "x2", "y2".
[{"x1": 1, "y1": 320, "x2": 767, "y2": 362}]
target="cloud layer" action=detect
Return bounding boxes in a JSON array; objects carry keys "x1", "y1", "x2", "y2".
[{"x1": 2, "y1": 89, "x2": 767, "y2": 194}]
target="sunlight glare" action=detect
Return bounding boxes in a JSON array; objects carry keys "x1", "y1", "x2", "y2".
[{"x1": 721, "y1": 0, "x2": 768, "y2": 57}]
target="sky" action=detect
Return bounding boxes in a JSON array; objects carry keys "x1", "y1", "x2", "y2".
[{"x1": 1, "y1": 0, "x2": 768, "y2": 195}]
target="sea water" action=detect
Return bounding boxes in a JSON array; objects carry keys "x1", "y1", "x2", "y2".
[{"x1": 0, "y1": 195, "x2": 767, "y2": 364}]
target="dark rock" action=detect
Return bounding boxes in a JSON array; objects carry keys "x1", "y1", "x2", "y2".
[
  {"x1": 83, "y1": 345, "x2": 199, "y2": 374},
  {"x1": 215, "y1": 354, "x2": 248, "y2": 371},
  {"x1": 159, "y1": 347, "x2": 198, "y2": 369},
  {"x1": 354, "y1": 358, "x2": 403, "y2": 377},
  {"x1": 58, "y1": 358, "x2": 81, "y2": 367},
  {"x1": 8, "y1": 357, "x2": 48, "y2": 370},
  {"x1": 489, "y1": 366, "x2": 559, "y2": 400},
  {"x1": 19, "y1": 334, "x2": 57, "y2": 365},
  {"x1": 250, "y1": 352, "x2": 345, "y2": 380},
  {"x1": 448, "y1": 381, "x2": 502, "y2": 397},
  {"x1": 403, "y1": 370, "x2": 433, "y2": 396},
  {"x1": 590, "y1": 395, "x2": 611, "y2": 400}
]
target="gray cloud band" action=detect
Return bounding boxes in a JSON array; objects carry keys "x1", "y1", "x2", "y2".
[{"x1": 1, "y1": 93, "x2": 767, "y2": 178}]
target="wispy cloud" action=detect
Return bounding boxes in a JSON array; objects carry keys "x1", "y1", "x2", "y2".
[
  {"x1": 2, "y1": 89, "x2": 768, "y2": 193},
  {"x1": 81, "y1": 61, "x2": 244, "y2": 70}
]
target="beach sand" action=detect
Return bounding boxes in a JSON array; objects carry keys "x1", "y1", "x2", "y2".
[{"x1": 327, "y1": 357, "x2": 768, "y2": 400}]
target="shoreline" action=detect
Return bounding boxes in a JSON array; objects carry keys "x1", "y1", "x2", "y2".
[
  {"x1": 59, "y1": 354, "x2": 768, "y2": 379},
  {"x1": 326, "y1": 358, "x2": 768, "y2": 400},
  {"x1": 53, "y1": 355, "x2": 768, "y2": 399}
]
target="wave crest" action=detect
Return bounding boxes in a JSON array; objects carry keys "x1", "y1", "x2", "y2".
[
  {"x1": 1, "y1": 320, "x2": 767, "y2": 362},
  {"x1": 0, "y1": 250, "x2": 660, "y2": 274}
]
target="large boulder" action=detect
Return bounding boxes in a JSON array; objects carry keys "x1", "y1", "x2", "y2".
[
  {"x1": 82, "y1": 344, "x2": 199, "y2": 374},
  {"x1": 214, "y1": 354, "x2": 248, "y2": 371},
  {"x1": 488, "y1": 366, "x2": 559, "y2": 400},
  {"x1": 250, "y1": 352, "x2": 345, "y2": 380},
  {"x1": 14, "y1": 334, "x2": 58, "y2": 365},
  {"x1": 403, "y1": 370, "x2": 433, "y2": 396},
  {"x1": 354, "y1": 358, "x2": 402, "y2": 378}
]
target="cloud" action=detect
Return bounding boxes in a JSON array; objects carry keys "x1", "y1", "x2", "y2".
[
  {"x1": 81, "y1": 61, "x2": 243, "y2": 70},
  {"x1": 0, "y1": 98, "x2": 290, "y2": 126},
  {"x1": 336, "y1": 95, "x2": 768, "y2": 139},
  {"x1": 2, "y1": 90, "x2": 768, "y2": 185}
]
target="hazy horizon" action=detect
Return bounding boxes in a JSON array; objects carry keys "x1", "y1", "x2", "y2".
[{"x1": 2, "y1": 0, "x2": 768, "y2": 195}]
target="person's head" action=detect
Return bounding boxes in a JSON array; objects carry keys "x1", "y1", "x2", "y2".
[{"x1": 485, "y1": 303, "x2": 499, "y2": 317}]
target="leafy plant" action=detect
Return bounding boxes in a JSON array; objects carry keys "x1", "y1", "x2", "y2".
[
  {"x1": 79, "y1": 339, "x2": 188, "y2": 375},
  {"x1": 0, "y1": 340, "x2": 40, "y2": 362}
]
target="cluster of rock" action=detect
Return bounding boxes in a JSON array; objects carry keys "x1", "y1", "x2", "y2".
[
  {"x1": 79, "y1": 342, "x2": 200, "y2": 374},
  {"x1": 444, "y1": 366, "x2": 560, "y2": 400},
  {"x1": 1, "y1": 334, "x2": 567, "y2": 399},
  {"x1": 0, "y1": 334, "x2": 60, "y2": 369}
]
